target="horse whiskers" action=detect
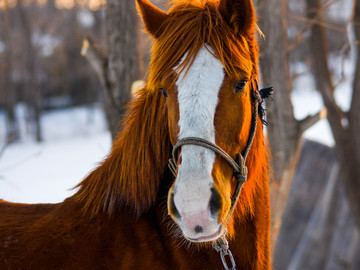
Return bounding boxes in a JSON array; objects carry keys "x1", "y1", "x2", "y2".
[
  {"x1": 174, "y1": 233, "x2": 189, "y2": 249},
  {"x1": 166, "y1": 220, "x2": 178, "y2": 232},
  {"x1": 157, "y1": 198, "x2": 171, "y2": 222},
  {"x1": 158, "y1": 196, "x2": 169, "y2": 211},
  {"x1": 166, "y1": 222, "x2": 186, "y2": 247},
  {"x1": 164, "y1": 220, "x2": 216, "y2": 251}
]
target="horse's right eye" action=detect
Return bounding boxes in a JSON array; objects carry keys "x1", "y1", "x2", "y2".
[
  {"x1": 161, "y1": 88, "x2": 168, "y2": 97},
  {"x1": 234, "y1": 80, "x2": 247, "y2": 93}
]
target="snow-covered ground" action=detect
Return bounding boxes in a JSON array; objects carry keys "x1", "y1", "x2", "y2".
[
  {"x1": 0, "y1": 58, "x2": 354, "y2": 203},
  {"x1": 0, "y1": 104, "x2": 112, "y2": 203}
]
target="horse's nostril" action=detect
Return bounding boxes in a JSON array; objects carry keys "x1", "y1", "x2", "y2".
[
  {"x1": 169, "y1": 193, "x2": 181, "y2": 219},
  {"x1": 194, "y1": 225, "x2": 203, "y2": 234},
  {"x1": 209, "y1": 187, "x2": 222, "y2": 217}
]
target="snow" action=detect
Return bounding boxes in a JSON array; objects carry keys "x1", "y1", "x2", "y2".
[
  {"x1": 327, "y1": 0, "x2": 353, "y2": 23},
  {"x1": 0, "y1": 104, "x2": 111, "y2": 203},
  {"x1": 291, "y1": 63, "x2": 334, "y2": 146},
  {"x1": 292, "y1": 89, "x2": 334, "y2": 146},
  {"x1": 291, "y1": 57, "x2": 354, "y2": 147}
]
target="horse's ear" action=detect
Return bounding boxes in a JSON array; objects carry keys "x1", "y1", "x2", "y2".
[
  {"x1": 218, "y1": 0, "x2": 256, "y2": 36},
  {"x1": 136, "y1": 0, "x2": 168, "y2": 38}
]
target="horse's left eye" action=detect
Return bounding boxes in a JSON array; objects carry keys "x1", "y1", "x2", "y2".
[
  {"x1": 160, "y1": 88, "x2": 168, "y2": 97},
  {"x1": 234, "y1": 80, "x2": 247, "y2": 93}
]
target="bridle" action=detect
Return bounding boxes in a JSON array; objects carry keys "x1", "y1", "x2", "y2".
[{"x1": 168, "y1": 79, "x2": 272, "y2": 270}]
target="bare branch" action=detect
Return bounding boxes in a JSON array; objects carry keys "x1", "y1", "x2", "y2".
[
  {"x1": 81, "y1": 37, "x2": 107, "y2": 86},
  {"x1": 0, "y1": 131, "x2": 17, "y2": 160},
  {"x1": 287, "y1": 23, "x2": 313, "y2": 52},
  {"x1": 81, "y1": 37, "x2": 121, "y2": 114},
  {"x1": 291, "y1": 72, "x2": 307, "y2": 82},
  {"x1": 338, "y1": 43, "x2": 350, "y2": 80},
  {"x1": 289, "y1": 13, "x2": 345, "y2": 33},
  {"x1": 322, "y1": 0, "x2": 341, "y2": 9},
  {"x1": 298, "y1": 107, "x2": 327, "y2": 134},
  {"x1": 288, "y1": 1, "x2": 346, "y2": 52},
  {"x1": 336, "y1": 0, "x2": 356, "y2": 82},
  {"x1": 349, "y1": 0, "x2": 360, "y2": 119},
  {"x1": 322, "y1": 85, "x2": 345, "y2": 119}
]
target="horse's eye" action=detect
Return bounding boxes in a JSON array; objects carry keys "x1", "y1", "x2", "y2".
[
  {"x1": 234, "y1": 80, "x2": 247, "y2": 93},
  {"x1": 161, "y1": 88, "x2": 168, "y2": 97}
]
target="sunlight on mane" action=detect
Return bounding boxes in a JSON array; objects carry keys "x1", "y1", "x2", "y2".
[{"x1": 147, "y1": 0, "x2": 256, "y2": 91}]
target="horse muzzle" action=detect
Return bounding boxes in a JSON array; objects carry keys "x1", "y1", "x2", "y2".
[{"x1": 168, "y1": 185, "x2": 225, "y2": 242}]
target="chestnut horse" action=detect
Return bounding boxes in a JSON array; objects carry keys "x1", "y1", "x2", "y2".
[{"x1": 0, "y1": 0, "x2": 271, "y2": 269}]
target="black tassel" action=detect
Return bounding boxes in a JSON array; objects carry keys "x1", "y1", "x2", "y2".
[
  {"x1": 257, "y1": 86, "x2": 273, "y2": 126},
  {"x1": 259, "y1": 87, "x2": 274, "y2": 100},
  {"x1": 258, "y1": 105, "x2": 268, "y2": 126}
]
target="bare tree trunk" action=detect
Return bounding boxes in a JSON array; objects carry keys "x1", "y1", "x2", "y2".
[
  {"x1": 104, "y1": 0, "x2": 140, "y2": 139},
  {"x1": 257, "y1": 0, "x2": 325, "y2": 251},
  {"x1": 83, "y1": 1, "x2": 140, "y2": 140},
  {"x1": 1, "y1": 0, "x2": 19, "y2": 143},
  {"x1": 16, "y1": 0, "x2": 42, "y2": 142},
  {"x1": 347, "y1": 0, "x2": 360, "y2": 228},
  {"x1": 306, "y1": 0, "x2": 360, "y2": 230}
]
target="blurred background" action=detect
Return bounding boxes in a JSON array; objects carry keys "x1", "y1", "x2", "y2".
[{"x1": 0, "y1": 0, "x2": 358, "y2": 269}]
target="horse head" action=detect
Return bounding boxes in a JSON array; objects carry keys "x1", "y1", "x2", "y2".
[{"x1": 137, "y1": 0, "x2": 260, "y2": 243}]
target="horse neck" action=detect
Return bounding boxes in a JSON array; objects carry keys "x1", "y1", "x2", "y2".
[{"x1": 74, "y1": 88, "x2": 172, "y2": 217}]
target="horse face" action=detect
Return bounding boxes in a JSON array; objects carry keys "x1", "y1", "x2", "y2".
[
  {"x1": 136, "y1": 0, "x2": 256, "y2": 242},
  {"x1": 163, "y1": 47, "x2": 252, "y2": 242}
]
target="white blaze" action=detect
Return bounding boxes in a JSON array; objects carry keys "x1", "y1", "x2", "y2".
[{"x1": 174, "y1": 46, "x2": 225, "y2": 235}]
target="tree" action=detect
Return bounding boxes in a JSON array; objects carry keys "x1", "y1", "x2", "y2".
[
  {"x1": 1, "y1": 0, "x2": 19, "y2": 144},
  {"x1": 305, "y1": 0, "x2": 360, "y2": 230},
  {"x1": 83, "y1": 0, "x2": 140, "y2": 140},
  {"x1": 16, "y1": 0, "x2": 42, "y2": 142}
]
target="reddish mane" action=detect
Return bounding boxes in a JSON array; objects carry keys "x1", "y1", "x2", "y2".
[
  {"x1": 147, "y1": 0, "x2": 258, "y2": 91},
  {"x1": 74, "y1": 89, "x2": 171, "y2": 217}
]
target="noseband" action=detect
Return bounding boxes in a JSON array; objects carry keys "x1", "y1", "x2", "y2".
[{"x1": 168, "y1": 79, "x2": 272, "y2": 270}]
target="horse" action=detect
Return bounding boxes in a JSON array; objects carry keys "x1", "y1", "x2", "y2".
[{"x1": 0, "y1": 0, "x2": 271, "y2": 269}]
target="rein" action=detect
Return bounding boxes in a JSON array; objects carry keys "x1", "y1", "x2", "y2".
[{"x1": 168, "y1": 79, "x2": 272, "y2": 270}]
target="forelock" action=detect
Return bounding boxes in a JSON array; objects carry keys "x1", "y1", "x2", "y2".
[{"x1": 146, "y1": 0, "x2": 256, "y2": 91}]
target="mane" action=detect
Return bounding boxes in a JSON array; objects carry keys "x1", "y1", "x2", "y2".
[
  {"x1": 74, "y1": 88, "x2": 171, "y2": 217},
  {"x1": 147, "y1": 0, "x2": 259, "y2": 91}
]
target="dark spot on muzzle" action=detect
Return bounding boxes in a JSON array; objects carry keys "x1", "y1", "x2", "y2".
[{"x1": 209, "y1": 187, "x2": 222, "y2": 217}]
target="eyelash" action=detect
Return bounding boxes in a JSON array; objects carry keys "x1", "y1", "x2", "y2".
[{"x1": 234, "y1": 80, "x2": 247, "y2": 93}]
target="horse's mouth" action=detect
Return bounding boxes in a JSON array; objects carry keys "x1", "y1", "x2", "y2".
[{"x1": 186, "y1": 224, "x2": 224, "y2": 243}]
